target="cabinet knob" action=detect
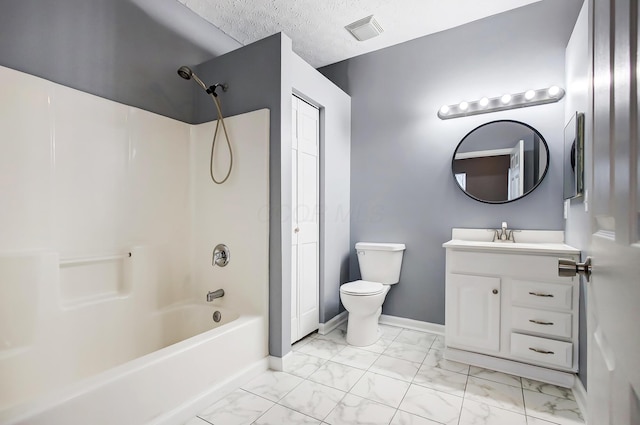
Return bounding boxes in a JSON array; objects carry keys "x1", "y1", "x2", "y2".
[{"x1": 492, "y1": 289, "x2": 498, "y2": 294}]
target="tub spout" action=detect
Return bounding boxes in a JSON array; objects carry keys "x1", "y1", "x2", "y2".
[{"x1": 207, "y1": 289, "x2": 225, "y2": 302}]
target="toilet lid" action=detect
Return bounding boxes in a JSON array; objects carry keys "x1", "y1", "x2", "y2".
[{"x1": 340, "y1": 280, "x2": 385, "y2": 296}]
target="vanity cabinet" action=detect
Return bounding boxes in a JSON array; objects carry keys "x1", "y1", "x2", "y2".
[{"x1": 443, "y1": 229, "x2": 581, "y2": 387}]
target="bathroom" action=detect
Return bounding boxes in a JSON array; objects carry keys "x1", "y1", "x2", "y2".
[{"x1": 1, "y1": 0, "x2": 638, "y2": 424}]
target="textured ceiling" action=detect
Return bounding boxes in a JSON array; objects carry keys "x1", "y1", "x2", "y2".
[{"x1": 178, "y1": 0, "x2": 543, "y2": 68}]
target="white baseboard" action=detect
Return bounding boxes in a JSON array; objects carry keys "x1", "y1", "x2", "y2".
[
  {"x1": 268, "y1": 352, "x2": 292, "y2": 372},
  {"x1": 150, "y1": 358, "x2": 269, "y2": 425},
  {"x1": 573, "y1": 376, "x2": 588, "y2": 423},
  {"x1": 318, "y1": 311, "x2": 348, "y2": 335},
  {"x1": 379, "y1": 314, "x2": 445, "y2": 335}
]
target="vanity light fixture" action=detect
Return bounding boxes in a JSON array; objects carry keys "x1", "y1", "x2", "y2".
[
  {"x1": 437, "y1": 86, "x2": 565, "y2": 120},
  {"x1": 548, "y1": 85, "x2": 561, "y2": 96}
]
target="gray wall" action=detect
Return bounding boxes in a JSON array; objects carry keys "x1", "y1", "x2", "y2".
[
  {"x1": 0, "y1": 0, "x2": 240, "y2": 123},
  {"x1": 564, "y1": 1, "x2": 590, "y2": 389},
  {"x1": 320, "y1": 0, "x2": 584, "y2": 325},
  {"x1": 195, "y1": 35, "x2": 352, "y2": 357}
]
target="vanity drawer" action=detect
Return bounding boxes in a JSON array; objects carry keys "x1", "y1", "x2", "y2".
[
  {"x1": 510, "y1": 333, "x2": 573, "y2": 369},
  {"x1": 511, "y1": 307, "x2": 572, "y2": 338},
  {"x1": 448, "y1": 251, "x2": 571, "y2": 281},
  {"x1": 511, "y1": 280, "x2": 573, "y2": 310}
]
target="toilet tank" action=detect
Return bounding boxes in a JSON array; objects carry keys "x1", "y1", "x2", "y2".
[{"x1": 355, "y1": 242, "x2": 406, "y2": 284}]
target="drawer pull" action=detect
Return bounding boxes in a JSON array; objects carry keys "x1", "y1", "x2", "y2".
[
  {"x1": 529, "y1": 319, "x2": 554, "y2": 325},
  {"x1": 528, "y1": 291, "x2": 554, "y2": 298},
  {"x1": 529, "y1": 347, "x2": 555, "y2": 355}
]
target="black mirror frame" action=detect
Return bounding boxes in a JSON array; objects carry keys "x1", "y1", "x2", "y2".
[{"x1": 451, "y1": 119, "x2": 550, "y2": 204}]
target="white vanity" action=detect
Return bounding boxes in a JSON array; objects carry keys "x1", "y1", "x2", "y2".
[{"x1": 443, "y1": 228, "x2": 581, "y2": 387}]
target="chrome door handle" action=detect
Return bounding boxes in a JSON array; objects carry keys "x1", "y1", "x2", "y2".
[{"x1": 558, "y1": 256, "x2": 592, "y2": 282}]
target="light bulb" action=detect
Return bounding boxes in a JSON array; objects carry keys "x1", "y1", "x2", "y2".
[
  {"x1": 459, "y1": 101, "x2": 469, "y2": 111},
  {"x1": 440, "y1": 105, "x2": 450, "y2": 114},
  {"x1": 479, "y1": 97, "x2": 489, "y2": 107},
  {"x1": 548, "y1": 86, "x2": 560, "y2": 96},
  {"x1": 501, "y1": 94, "x2": 512, "y2": 104},
  {"x1": 525, "y1": 90, "x2": 536, "y2": 100}
]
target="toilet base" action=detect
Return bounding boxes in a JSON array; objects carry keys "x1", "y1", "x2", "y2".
[{"x1": 346, "y1": 307, "x2": 382, "y2": 347}]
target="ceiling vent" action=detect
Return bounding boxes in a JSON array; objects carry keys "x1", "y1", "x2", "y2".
[{"x1": 345, "y1": 15, "x2": 384, "y2": 41}]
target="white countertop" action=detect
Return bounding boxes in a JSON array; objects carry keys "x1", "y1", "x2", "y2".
[
  {"x1": 442, "y1": 239, "x2": 580, "y2": 255},
  {"x1": 442, "y1": 228, "x2": 580, "y2": 255}
]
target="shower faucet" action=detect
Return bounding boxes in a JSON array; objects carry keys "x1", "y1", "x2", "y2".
[
  {"x1": 207, "y1": 289, "x2": 225, "y2": 302},
  {"x1": 212, "y1": 244, "x2": 230, "y2": 267}
]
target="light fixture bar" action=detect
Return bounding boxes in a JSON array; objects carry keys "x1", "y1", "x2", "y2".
[{"x1": 437, "y1": 86, "x2": 565, "y2": 120}]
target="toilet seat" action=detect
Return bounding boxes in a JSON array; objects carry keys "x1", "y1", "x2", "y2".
[{"x1": 340, "y1": 280, "x2": 385, "y2": 296}]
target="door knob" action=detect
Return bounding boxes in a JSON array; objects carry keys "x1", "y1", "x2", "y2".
[
  {"x1": 558, "y1": 256, "x2": 592, "y2": 282},
  {"x1": 294, "y1": 227, "x2": 300, "y2": 233}
]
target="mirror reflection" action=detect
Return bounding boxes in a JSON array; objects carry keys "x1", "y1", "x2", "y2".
[{"x1": 452, "y1": 120, "x2": 549, "y2": 203}]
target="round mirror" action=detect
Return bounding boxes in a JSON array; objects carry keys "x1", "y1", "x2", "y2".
[{"x1": 452, "y1": 120, "x2": 549, "y2": 204}]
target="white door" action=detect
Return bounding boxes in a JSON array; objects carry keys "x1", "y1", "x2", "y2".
[
  {"x1": 508, "y1": 140, "x2": 524, "y2": 200},
  {"x1": 291, "y1": 95, "x2": 320, "y2": 344},
  {"x1": 446, "y1": 274, "x2": 501, "y2": 352},
  {"x1": 583, "y1": 0, "x2": 640, "y2": 423}
]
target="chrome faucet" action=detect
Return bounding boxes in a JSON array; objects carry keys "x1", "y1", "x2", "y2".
[
  {"x1": 492, "y1": 221, "x2": 516, "y2": 242},
  {"x1": 207, "y1": 289, "x2": 225, "y2": 302}
]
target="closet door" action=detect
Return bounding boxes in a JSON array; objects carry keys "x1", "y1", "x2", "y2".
[{"x1": 291, "y1": 95, "x2": 319, "y2": 344}]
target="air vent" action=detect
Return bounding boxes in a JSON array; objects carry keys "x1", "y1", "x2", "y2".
[{"x1": 345, "y1": 15, "x2": 384, "y2": 41}]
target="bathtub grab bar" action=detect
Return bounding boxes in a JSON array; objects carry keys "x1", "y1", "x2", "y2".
[{"x1": 60, "y1": 252, "x2": 131, "y2": 267}]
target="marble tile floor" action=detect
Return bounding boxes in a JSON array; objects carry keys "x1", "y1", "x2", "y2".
[{"x1": 184, "y1": 324, "x2": 584, "y2": 425}]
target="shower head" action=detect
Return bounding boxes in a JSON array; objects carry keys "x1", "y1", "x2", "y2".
[
  {"x1": 177, "y1": 66, "x2": 192, "y2": 80},
  {"x1": 177, "y1": 65, "x2": 228, "y2": 97},
  {"x1": 176, "y1": 65, "x2": 208, "y2": 92}
]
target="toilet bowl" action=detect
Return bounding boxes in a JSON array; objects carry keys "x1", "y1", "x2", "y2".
[
  {"x1": 340, "y1": 242, "x2": 405, "y2": 347},
  {"x1": 340, "y1": 280, "x2": 390, "y2": 346}
]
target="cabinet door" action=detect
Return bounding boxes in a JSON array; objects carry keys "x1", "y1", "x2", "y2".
[{"x1": 446, "y1": 274, "x2": 501, "y2": 352}]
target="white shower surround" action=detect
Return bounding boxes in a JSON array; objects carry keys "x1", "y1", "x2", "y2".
[{"x1": 0, "y1": 65, "x2": 270, "y2": 424}]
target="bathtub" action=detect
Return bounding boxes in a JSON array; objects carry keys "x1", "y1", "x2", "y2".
[
  {"x1": 0, "y1": 303, "x2": 268, "y2": 425},
  {"x1": 0, "y1": 79, "x2": 271, "y2": 425}
]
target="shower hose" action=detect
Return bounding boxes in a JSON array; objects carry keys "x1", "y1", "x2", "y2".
[{"x1": 208, "y1": 93, "x2": 233, "y2": 185}]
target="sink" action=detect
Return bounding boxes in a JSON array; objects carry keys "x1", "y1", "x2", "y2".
[{"x1": 442, "y1": 228, "x2": 580, "y2": 255}]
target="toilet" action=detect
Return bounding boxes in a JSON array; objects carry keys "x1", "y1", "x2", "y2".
[{"x1": 340, "y1": 242, "x2": 406, "y2": 346}]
